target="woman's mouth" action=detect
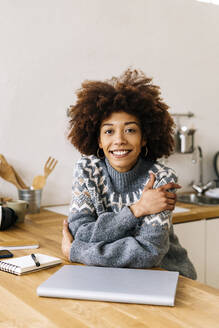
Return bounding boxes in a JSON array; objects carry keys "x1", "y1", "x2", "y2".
[{"x1": 109, "y1": 150, "x2": 131, "y2": 158}]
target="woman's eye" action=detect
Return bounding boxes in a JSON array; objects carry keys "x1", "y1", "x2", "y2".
[
  {"x1": 104, "y1": 129, "x2": 113, "y2": 135},
  {"x1": 125, "y1": 128, "x2": 136, "y2": 133}
]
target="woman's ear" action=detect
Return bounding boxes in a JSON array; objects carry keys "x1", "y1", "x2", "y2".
[
  {"x1": 142, "y1": 138, "x2": 146, "y2": 147},
  {"x1": 98, "y1": 138, "x2": 102, "y2": 149}
]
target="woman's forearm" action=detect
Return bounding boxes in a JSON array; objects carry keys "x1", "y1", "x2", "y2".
[
  {"x1": 69, "y1": 222, "x2": 169, "y2": 268},
  {"x1": 68, "y1": 206, "x2": 139, "y2": 244}
]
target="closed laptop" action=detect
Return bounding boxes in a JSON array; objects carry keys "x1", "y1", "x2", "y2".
[{"x1": 37, "y1": 265, "x2": 179, "y2": 306}]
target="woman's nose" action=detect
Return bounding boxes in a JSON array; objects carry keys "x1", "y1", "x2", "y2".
[{"x1": 113, "y1": 131, "x2": 126, "y2": 144}]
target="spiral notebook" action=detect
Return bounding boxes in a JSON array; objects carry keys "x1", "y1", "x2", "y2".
[{"x1": 0, "y1": 253, "x2": 62, "y2": 275}]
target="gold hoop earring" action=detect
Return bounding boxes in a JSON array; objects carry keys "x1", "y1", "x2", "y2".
[
  {"x1": 97, "y1": 148, "x2": 105, "y2": 159},
  {"x1": 142, "y1": 146, "x2": 148, "y2": 158}
]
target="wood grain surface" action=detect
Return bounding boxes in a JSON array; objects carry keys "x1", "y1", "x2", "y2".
[
  {"x1": 173, "y1": 201, "x2": 219, "y2": 224},
  {"x1": 0, "y1": 209, "x2": 219, "y2": 328}
]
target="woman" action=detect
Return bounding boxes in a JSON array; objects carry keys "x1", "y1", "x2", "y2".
[{"x1": 62, "y1": 69, "x2": 196, "y2": 279}]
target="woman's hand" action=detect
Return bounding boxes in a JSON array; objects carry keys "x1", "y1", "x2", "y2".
[
  {"x1": 61, "y1": 219, "x2": 74, "y2": 260},
  {"x1": 130, "y1": 173, "x2": 181, "y2": 218}
]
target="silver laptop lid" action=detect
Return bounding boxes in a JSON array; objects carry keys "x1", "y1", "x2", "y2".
[{"x1": 37, "y1": 265, "x2": 179, "y2": 306}]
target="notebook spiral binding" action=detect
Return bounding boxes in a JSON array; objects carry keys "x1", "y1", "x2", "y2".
[{"x1": 0, "y1": 261, "x2": 19, "y2": 274}]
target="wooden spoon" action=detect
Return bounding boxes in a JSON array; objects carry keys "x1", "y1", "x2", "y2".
[
  {"x1": 0, "y1": 161, "x2": 23, "y2": 189},
  {"x1": 12, "y1": 168, "x2": 28, "y2": 189},
  {"x1": 32, "y1": 175, "x2": 46, "y2": 190},
  {"x1": 32, "y1": 157, "x2": 58, "y2": 190},
  {"x1": 0, "y1": 154, "x2": 28, "y2": 189}
]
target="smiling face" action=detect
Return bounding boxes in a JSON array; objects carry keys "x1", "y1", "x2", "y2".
[{"x1": 98, "y1": 111, "x2": 146, "y2": 172}]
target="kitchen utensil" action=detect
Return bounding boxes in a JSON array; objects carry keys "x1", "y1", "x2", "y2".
[
  {"x1": 44, "y1": 157, "x2": 58, "y2": 178},
  {"x1": 12, "y1": 168, "x2": 28, "y2": 189},
  {"x1": 0, "y1": 161, "x2": 22, "y2": 189},
  {"x1": 32, "y1": 157, "x2": 58, "y2": 190},
  {"x1": 32, "y1": 175, "x2": 46, "y2": 190},
  {"x1": 0, "y1": 154, "x2": 28, "y2": 189}
]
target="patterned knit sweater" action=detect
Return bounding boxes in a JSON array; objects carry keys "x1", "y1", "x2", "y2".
[{"x1": 68, "y1": 155, "x2": 197, "y2": 279}]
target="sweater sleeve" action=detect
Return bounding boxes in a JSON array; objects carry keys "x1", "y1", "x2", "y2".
[
  {"x1": 69, "y1": 221, "x2": 170, "y2": 268},
  {"x1": 69, "y1": 206, "x2": 139, "y2": 243}
]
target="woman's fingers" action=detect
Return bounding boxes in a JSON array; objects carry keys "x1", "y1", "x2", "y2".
[
  {"x1": 167, "y1": 198, "x2": 176, "y2": 205},
  {"x1": 159, "y1": 183, "x2": 181, "y2": 191},
  {"x1": 165, "y1": 191, "x2": 177, "y2": 199},
  {"x1": 167, "y1": 204, "x2": 175, "y2": 211},
  {"x1": 143, "y1": 173, "x2": 156, "y2": 191},
  {"x1": 155, "y1": 191, "x2": 176, "y2": 208},
  {"x1": 62, "y1": 220, "x2": 73, "y2": 242},
  {"x1": 61, "y1": 220, "x2": 73, "y2": 260},
  {"x1": 62, "y1": 219, "x2": 68, "y2": 231},
  {"x1": 132, "y1": 180, "x2": 180, "y2": 217}
]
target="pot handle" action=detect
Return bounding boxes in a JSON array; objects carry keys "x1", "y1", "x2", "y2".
[{"x1": 213, "y1": 151, "x2": 219, "y2": 178}]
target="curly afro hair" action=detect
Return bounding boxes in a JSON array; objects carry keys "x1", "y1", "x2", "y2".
[{"x1": 67, "y1": 69, "x2": 175, "y2": 161}]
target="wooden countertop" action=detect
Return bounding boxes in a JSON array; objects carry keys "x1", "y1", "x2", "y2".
[
  {"x1": 1, "y1": 210, "x2": 219, "y2": 328},
  {"x1": 173, "y1": 202, "x2": 219, "y2": 224}
]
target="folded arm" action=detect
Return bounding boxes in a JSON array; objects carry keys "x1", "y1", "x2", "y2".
[{"x1": 66, "y1": 216, "x2": 170, "y2": 268}]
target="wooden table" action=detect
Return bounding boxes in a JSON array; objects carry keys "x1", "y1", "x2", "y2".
[{"x1": 0, "y1": 209, "x2": 219, "y2": 328}]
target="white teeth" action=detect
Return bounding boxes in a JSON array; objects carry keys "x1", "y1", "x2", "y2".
[{"x1": 112, "y1": 150, "x2": 129, "y2": 155}]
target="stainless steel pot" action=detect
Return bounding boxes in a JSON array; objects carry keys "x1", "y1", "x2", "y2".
[{"x1": 175, "y1": 126, "x2": 196, "y2": 154}]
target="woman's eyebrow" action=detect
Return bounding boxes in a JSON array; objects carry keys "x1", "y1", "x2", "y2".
[
  {"x1": 124, "y1": 121, "x2": 140, "y2": 126},
  {"x1": 102, "y1": 123, "x2": 113, "y2": 127},
  {"x1": 102, "y1": 121, "x2": 140, "y2": 127}
]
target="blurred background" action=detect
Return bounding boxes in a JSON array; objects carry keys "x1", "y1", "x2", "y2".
[{"x1": 0, "y1": 0, "x2": 219, "y2": 205}]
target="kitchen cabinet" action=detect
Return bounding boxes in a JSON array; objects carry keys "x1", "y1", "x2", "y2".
[
  {"x1": 206, "y1": 217, "x2": 219, "y2": 289},
  {"x1": 174, "y1": 220, "x2": 205, "y2": 283}
]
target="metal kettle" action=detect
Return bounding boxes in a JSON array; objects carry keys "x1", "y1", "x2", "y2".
[{"x1": 175, "y1": 126, "x2": 196, "y2": 154}]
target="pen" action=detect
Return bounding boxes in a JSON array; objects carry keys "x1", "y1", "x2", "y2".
[{"x1": 31, "y1": 253, "x2": 40, "y2": 267}]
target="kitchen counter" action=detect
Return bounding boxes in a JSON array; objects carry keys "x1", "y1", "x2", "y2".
[
  {"x1": 173, "y1": 202, "x2": 219, "y2": 224},
  {"x1": 1, "y1": 209, "x2": 219, "y2": 328},
  {"x1": 172, "y1": 201, "x2": 219, "y2": 288},
  {"x1": 44, "y1": 202, "x2": 219, "y2": 225}
]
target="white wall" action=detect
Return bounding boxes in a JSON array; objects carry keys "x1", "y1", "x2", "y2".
[{"x1": 1, "y1": 0, "x2": 219, "y2": 205}]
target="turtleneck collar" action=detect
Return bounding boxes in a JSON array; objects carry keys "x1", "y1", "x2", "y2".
[{"x1": 104, "y1": 156, "x2": 153, "y2": 192}]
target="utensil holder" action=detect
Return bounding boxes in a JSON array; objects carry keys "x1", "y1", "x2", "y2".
[{"x1": 18, "y1": 189, "x2": 42, "y2": 214}]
